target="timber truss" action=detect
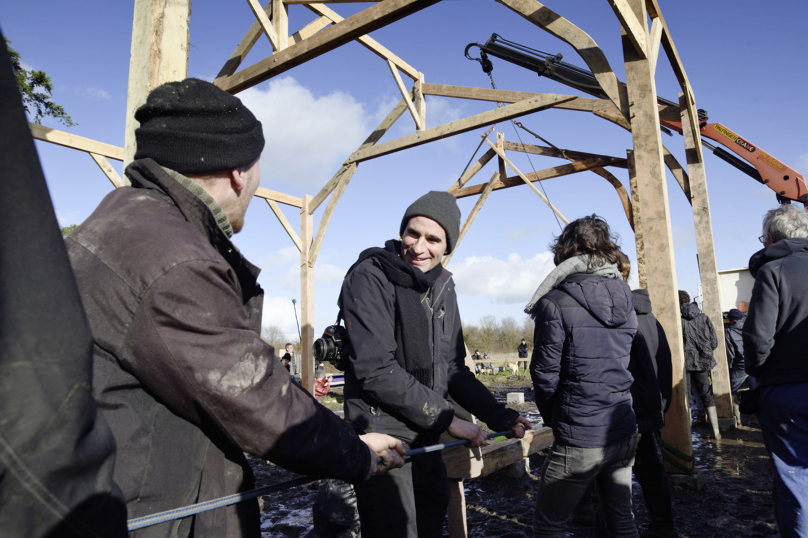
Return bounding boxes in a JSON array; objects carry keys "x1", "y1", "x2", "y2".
[{"x1": 31, "y1": 0, "x2": 736, "y2": 475}]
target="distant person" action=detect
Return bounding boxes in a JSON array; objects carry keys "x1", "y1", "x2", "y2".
[
  {"x1": 282, "y1": 356, "x2": 291, "y2": 372},
  {"x1": 679, "y1": 290, "x2": 721, "y2": 440},
  {"x1": 725, "y1": 308, "x2": 755, "y2": 425},
  {"x1": 743, "y1": 205, "x2": 808, "y2": 537},
  {"x1": 628, "y1": 288, "x2": 677, "y2": 538},
  {"x1": 282, "y1": 342, "x2": 297, "y2": 374},
  {"x1": 527, "y1": 215, "x2": 639, "y2": 538},
  {"x1": 518, "y1": 338, "x2": 529, "y2": 371}
]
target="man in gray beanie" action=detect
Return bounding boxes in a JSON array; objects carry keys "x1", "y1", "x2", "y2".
[
  {"x1": 339, "y1": 191, "x2": 530, "y2": 538},
  {"x1": 65, "y1": 78, "x2": 404, "y2": 538}
]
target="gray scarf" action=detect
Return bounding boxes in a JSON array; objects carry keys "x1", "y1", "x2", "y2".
[{"x1": 524, "y1": 255, "x2": 622, "y2": 313}]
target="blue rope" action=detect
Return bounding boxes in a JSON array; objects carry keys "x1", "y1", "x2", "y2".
[{"x1": 126, "y1": 430, "x2": 515, "y2": 531}]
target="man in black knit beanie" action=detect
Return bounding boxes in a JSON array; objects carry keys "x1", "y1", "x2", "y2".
[
  {"x1": 65, "y1": 78, "x2": 404, "y2": 538},
  {"x1": 339, "y1": 191, "x2": 531, "y2": 538}
]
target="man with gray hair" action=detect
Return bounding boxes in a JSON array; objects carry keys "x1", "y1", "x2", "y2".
[{"x1": 743, "y1": 204, "x2": 808, "y2": 537}]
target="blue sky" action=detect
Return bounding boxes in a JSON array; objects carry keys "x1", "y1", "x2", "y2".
[{"x1": 3, "y1": 1, "x2": 806, "y2": 340}]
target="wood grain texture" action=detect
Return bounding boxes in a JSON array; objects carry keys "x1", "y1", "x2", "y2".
[
  {"x1": 89, "y1": 153, "x2": 126, "y2": 189},
  {"x1": 266, "y1": 199, "x2": 303, "y2": 251}
]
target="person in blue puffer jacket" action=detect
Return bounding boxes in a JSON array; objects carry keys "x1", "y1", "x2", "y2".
[{"x1": 526, "y1": 215, "x2": 639, "y2": 538}]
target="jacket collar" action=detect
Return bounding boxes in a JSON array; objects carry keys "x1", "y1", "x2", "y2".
[
  {"x1": 124, "y1": 158, "x2": 261, "y2": 283},
  {"x1": 748, "y1": 237, "x2": 808, "y2": 278}
]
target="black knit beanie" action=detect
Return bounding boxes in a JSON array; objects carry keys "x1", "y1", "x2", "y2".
[
  {"x1": 399, "y1": 191, "x2": 461, "y2": 254},
  {"x1": 134, "y1": 78, "x2": 265, "y2": 174}
]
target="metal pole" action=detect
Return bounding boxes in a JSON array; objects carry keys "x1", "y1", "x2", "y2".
[{"x1": 291, "y1": 298, "x2": 302, "y2": 341}]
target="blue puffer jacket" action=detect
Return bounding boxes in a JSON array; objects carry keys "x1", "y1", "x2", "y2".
[{"x1": 530, "y1": 273, "x2": 638, "y2": 448}]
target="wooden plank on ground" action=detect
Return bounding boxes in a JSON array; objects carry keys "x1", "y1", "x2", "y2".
[
  {"x1": 254, "y1": 186, "x2": 304, "y2": 207},
  {"x1": 30, "y1": 123, "x2": 124, "y2": 161},
  {"x1": 216, "y1": 0, "x2": 439, "y2": 93},
  {"x1": 346, "y1": 94, "x2": 576, "y2": 163}
]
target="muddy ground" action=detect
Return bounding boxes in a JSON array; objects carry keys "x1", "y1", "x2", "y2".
[{"x1": 252, "y1": 374, "x2": 778, "y2": 537}]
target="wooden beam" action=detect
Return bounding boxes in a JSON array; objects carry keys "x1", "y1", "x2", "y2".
[
  {"x1": 253, "y1": 186, "x2": 304, "y2": 207},
  {"x1": 272, "y1": 0, "x2": 289, "y2": 51},
  {"x1": 588, "y1": 167, "x2": 634, "y2": 230},
  {"x1": 266, "y1": 199, "x2": 303, "y2": 251},
  {"x1": 346, "y1": 94, "x2": 576, "y2": 163},
  {"x1": 679, "y1": 92, "x2": 732, "y2": 422},
  {"x1": 305, "y1": 3, "x2": 420, "y2": 80},
  {"x1": 215, "y1": 1, "x2": 272, "y2": 81},
  {"x1": 648, "y1": 16, "x2": 663, "y2": 77},
  {"x1": 216, "y1": 0, "x2": 439, "y2": 94},
  {"x1": 608, "y1": 0, "x2": 648, "y2": 58},
  {"x1": 681, "y1": 81, "x2": 704, "y2": 163},
  {"x1": 29, "y1": 124, "x2": 124, "y2": 161},
  {"x1": 288, "y1": 16, "x2": 333, "y2": 46},
  {"x1": 246, "y1": 0, "x2": 281, "y2": 51},
  {"x1": 443, "y1": 426, "x2": 554, "y2": 479},
  {"x1": 387, "y1": 59, "x2": 423, "y2": 130},
  {"x1": 285, "y1": 0, "x2": 383, "y2": 3},
  {"x1": 454, "y1": 156, "x2": 624, "y2": 199},
  {"x1": 124, "y1": 0, "x2": 191, "y2": 167},
  {"x1": 645, "y1": 0, "x2": 695, "y2": 104},
  {"x1": 310, "y1": 163, "x2": 357, "y2": 266},
  {"x1": 627, "y1": 150, "x2": 647, "y2": 289},
  {"x1": 310, "y1": 165, "x2": 351, "y2": 214},
  {"x1": 300, "y1": 195, "x2": 315, "y2": 394},
  {"x1": 443, "y1": 171, "x2": 500, "y2": 267},
  {"x1": 496, "y1": 0, "x2": 629, "y2": 118},
  {"x1": 662, "y1": 145, "x2": 691, "y2": 203},
  {"x1": 484, "y1": 138, "x2": 569, "y2": 224},
  {"x1": 622, "y1": 0, "x2": 692, "y2": 473},
  {"x1": 88, "y1": 153, "x2": 125, "y2": 189},
  {"x1": 358, "y1": 97, "x2": 409, "y2": 152},
  {"x1": 414, "y1": 72, "x2": 426, "y2": 129},
  {"x1": 502, "y1": 141, "x2": 629, "y2": 168},
  {"x1": 448, "y1": 147, "x2": 496, "y2": 193}
]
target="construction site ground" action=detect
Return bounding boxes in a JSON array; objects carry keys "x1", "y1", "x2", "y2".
[{"x1": 251, "y1": 373, "x2": 778, "y2": 537}]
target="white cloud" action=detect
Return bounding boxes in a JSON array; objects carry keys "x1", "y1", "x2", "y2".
[
  {"x1": 261, "y1": 295, "x2": 301, "y2": 340},
  {"x1": 451, "y1": 251, "x2": 556, "y2": 304},
  {"x1": 19, "y1": 60, "x2": 35, "y2": 72},
  {"x1": 238, "y1": 77, "x2": 373, "y2": 189},
  {"x1": 264, "y1": 245, "x2": 299, "y2": 267},
  {"x1": 281, "y1": 261, "x2": 346, "y2": 288},
  {"x1": 424, "y1": 96, "x2": 463, "y2": 129},
  {"x1": 85, "y1": 87, "x2": 111, "y2": 101}
]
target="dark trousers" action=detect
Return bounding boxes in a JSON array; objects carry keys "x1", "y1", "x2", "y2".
[
  {"x1": 633, "y1": 431, "x2": 675, "y2": 531},
  {"x1": 689, "y1": 369, "x2": 714, "y2": 411},
  {"x1": 355, "y1": 448, "x2": 450, "y2": 538}
]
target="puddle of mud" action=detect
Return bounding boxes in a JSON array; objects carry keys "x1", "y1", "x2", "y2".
[{"x1": 252, "y1": 380, "x2": 779, "y2": 538}]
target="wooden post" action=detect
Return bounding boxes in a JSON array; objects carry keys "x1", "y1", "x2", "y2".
[
  {"x1": 300, "y1": 195, "x2": 315, "y2": 394},
  {"x1": 679, "y1": 92, "x2": 733, "y2": 424},
  {"x1": 622, "y1": 0, "x2": 692, "y2": 472},
  {"x1": 124, "y1": 0, "x2": 192, "y2": 170},
  {"x1": 627, "y1": 151, "x2": 647, "y2": 289}
]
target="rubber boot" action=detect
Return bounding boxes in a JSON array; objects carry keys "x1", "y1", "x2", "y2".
[
  {"x1": 706, "y1": 406, "x2": 721, "y2": 440},
  {"x1": 732, "y1": 401, "x2": 742, "y2": 427}
]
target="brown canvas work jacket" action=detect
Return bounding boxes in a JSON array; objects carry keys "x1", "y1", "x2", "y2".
[{"x1": 66, "y1": 159, "x2": 370, "y2": 538}]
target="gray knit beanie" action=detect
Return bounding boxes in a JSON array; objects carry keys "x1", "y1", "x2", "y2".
[
  {"x1": 134, "y1": 78, "x2": 265, "y2": 174},
  {"x1": 399, "y1": 191, "x2": 461, "y2": 254}
]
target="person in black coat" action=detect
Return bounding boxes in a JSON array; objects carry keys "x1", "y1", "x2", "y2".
[
  {"x1": 517, "y1": 338, "x2": 529, "y2": 371},
  {"x1": 527, "y1": 215, "x2": 639, "y2": 538},
  {"x1": 725, "y1": 308, "x2": 755, "y2": 425},
  {"x1": 629, "y1": 289, "x2": 678, "y2": 538}
]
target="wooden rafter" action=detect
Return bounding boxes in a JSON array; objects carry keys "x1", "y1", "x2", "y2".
[
  {"x1": 448, "y1": 147, "x2": 496, "y2": 193},
  {"x1": 89, "y1": 153, "x2": 125, "y2": 189},
  {"x1": 645, "y1": 0, "x2": 696, "y2": 105},
  {"x1": 215, "y1": 0, "x2": 440, "y2": 94},
  {"x1": 387, "y1": 60, "x2": 424, "y2": 130},
  {"x1": 310, "y1": 163, "x2": 357, "y2": 265},
  {"x1": 647, "y1": 17, "x2": 663, "y2": 76},
  {"x1": 443, "y1": 171, "x2": 500, "y2": 266},
  {"x1": 254, "y1": 186, "x2": 304, "y2": 207},
  {"x1": 272, "y1": 0, "x2": 289, "y2": 51},
  {"x1": 246, "y1": 0, "x2": 280, "y2": 51},
  {"x1": 502, "y1": 141, "x2": 629, "y2": 168},
  {"x1": 345, "y1": 94, "x2": 576, "y2": 163},
  {"x1": 305, "y1": 3, "x2": 420, "y2": 80},
  {"x1": 29, "y1": 123, "x2": 123, "y2": 161},
  {"x1": 608, "y1": 0, "x2": 647, "y2": 58},
  {"x1": 266, "y1": 199, "x2": 303, "y2": 251},
  {"x1": 497, "y1": 0, "x2": 629, "y2": 118}
]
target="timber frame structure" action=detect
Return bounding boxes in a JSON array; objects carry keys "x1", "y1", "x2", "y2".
[{"x1": 30, "y1": 0, "x2": 737, "y2": 476}]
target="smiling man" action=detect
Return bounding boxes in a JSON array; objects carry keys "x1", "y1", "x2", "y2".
[{"x1": 339, "y1": 191, "x2": 530, "y2": 538}]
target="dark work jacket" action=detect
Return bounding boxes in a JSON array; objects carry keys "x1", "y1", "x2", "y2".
[
  {"x1": 725, "y1": 319, "x2": 746, "y2": 370},
  {"x1": 629, "y1": 290, "x2": 672, "y2": 433},
  {"x1": 743, "y1": 238, "x2": 808, "y2": 386},
  {"x1": 530, "y1": 273, "x2": 638, "y2": 448},
  {"x1": 67, "y1": 159, "x2": 370, "y2": 538},
  {"x1": 518, "y1": 344, "x2": 529, "y2": 358},
  {"x1": 680, "y1": 302, "x2": 718, "y2": 372},
  {"x1": 341, "y1": 257, "x2": 519, "y2": 445}
]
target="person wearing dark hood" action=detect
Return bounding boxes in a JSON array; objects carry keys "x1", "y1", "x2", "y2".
[
  {"x1": 526, "y1": 215, "x2": 639, "y2": 538},
  {"x1": 518, "y1": 338, "x2": 530, "y2": 371},
  {"x1": 339, "y1": 191, "x2": 530, "y2": 538},
  {"x1": 628, "y1": 289, "x2": 677, "y2": 538},
  {"x1": 743, "y1": 204, "x2": 808, "y2": 537},
  {"x1": 678, "y1": 290, "x2": 721, "y2": 439},
  {"x1": 65, "y1": 78, "x2": 405, "y2": 538},
  {"x1": 725, "y1": 308, "x2": 755, "y2": 426}
]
